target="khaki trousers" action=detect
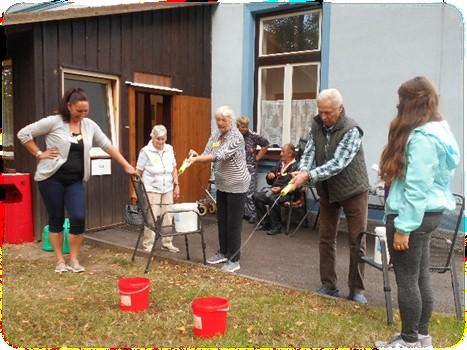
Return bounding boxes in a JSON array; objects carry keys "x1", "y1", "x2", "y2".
[{"x1": 143, "y1": 191, "x2": 174, "y2": 249}]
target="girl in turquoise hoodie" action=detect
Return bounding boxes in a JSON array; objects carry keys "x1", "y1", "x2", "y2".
[{"x1": 376, "y1": 77, "x2": 460, "y2": 348}]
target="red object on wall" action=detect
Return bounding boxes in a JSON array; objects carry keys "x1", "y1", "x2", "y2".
[
  {"x1": 0, "y1": 173, "x2": 34, "y2": 244},
  {"x1": 0, "y1": 202, "x2": 4, "y2": 245}
]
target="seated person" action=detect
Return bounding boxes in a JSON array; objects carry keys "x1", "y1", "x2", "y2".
[{"x1": 253, "y1": 143, "x2": 300, "y2": 235}]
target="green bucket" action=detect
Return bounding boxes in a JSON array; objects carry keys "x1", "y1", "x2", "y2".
[{"x1": 42, "y1": 218, "x2": 71, "y2": 254}]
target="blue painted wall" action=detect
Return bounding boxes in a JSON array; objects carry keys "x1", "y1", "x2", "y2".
[{"x1": 320, "y1": 2, "x2": 331, "y2": 90}]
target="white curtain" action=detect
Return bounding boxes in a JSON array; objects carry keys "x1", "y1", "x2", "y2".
[
  {"x1": 260, "y1": 100, "x2": 284, "y2": 147},
  {"x1": 260, "y1": 99, "x2": 317, "y2": 146},
  {"x1": 290, "y1": 99, "x2": 317, "y2": 144}
]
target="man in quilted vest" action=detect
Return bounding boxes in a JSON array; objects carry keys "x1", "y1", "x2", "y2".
[{"x1": 292, "y1": 88, "x2": 369, "y2": 304}]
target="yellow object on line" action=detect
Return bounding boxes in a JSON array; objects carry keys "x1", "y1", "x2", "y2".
[
  {"x1": 280, "y1": 183, "x2": 296, "y2": 197},
  {"x1": 179, "y1": 159, "x2": 190, "y2": 176}
]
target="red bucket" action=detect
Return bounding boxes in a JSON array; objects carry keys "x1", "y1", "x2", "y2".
[
  {"x1": 118, "y1": 277, "x2": 150, "y2": 312},
  {"x1": 191, "y1": 296, "x2": 229, "y2": 338}
]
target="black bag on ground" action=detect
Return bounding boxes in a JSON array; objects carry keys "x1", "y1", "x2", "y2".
[{"x1": 123, "y1": 204, "x2": 144, "y2": 226}]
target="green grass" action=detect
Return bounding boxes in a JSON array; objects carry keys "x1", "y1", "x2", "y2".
[{"x1": 1, "y1": 243, "x2": 464, "y2": 348}]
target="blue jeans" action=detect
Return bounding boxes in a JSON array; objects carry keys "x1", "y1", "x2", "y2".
[{"x1": 38, "y1": 177, "x2": 86, "y2": 234}]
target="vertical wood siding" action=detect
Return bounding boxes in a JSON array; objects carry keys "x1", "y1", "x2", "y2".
[{"x1": 6, "y1": 5, "x2": 213, "y2": 238}]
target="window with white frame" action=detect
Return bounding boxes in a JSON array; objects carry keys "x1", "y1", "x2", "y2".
[
  {"x1": 256, "y1": 8, "x2": 321, "y2": 146},
  {"x1": 62, "y1": 69, "x2": 120, "y2": 157}
]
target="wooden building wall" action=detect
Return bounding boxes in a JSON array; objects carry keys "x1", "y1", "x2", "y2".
[{"x1": 5, "y1": 5, "x2": 212, "y2": 238}]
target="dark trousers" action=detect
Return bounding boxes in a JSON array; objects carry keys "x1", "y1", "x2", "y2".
[
  {"x1": 386, "y1": 213, "x2": 441, "y2": 343},
  {"x1": 244, "y1": 164, "x2": 257, "y2": 218},
  {"x1": 216, "y1": 190, "x2": 246, "y2": 262},
  {"x1": 318, "y1": 190, "x2": 368, "y2": 294},
  {"x1": 38, "y1": 177, "x2": 86, "y2": 234},
  {"x1": 253, "y1": 190, "x2": 282, "y2": 229}
]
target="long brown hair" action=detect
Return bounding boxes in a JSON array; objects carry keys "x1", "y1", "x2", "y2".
[{"x1": 379, "y1": 76, "x2": 442, "y2": 184}]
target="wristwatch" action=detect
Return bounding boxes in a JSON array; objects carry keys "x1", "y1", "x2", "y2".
[{"x1": 35, "y1": 150, "x2": 43, "y2": 158}]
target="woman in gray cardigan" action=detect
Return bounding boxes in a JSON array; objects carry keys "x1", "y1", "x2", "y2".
[{"x1": 17, "y1": 87, "x2": 135, "y2": 273}]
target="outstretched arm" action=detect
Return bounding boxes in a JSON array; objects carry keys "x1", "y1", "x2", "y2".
[{"x1": 106, "y1": 145, "x2": 136, "y2": 175}]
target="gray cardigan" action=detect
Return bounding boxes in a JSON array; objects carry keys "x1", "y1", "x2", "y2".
[{"x1": 17, "y1": 114, "x2": 112, "y2": 182}]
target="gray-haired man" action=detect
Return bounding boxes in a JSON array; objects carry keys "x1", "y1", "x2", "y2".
[{"x1": 292, "y1": 88, "x2": 369, "y2": 304}]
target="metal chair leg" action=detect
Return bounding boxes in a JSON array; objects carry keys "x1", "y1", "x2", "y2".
[
  {"x1": 200, "y1": 229, "x2": 207, "y2": 264},
  {"x1": 131, "y1": 226, "x2": 144, "y2": 262},
  {"x1": 144, "y1": 238, "x2": 159, "y2": 274},
  {"x1": 381, "y1": 240, "x2": 394, "y2": 324},
  {"x1": 185, "y1": 235, "x2": 190, "y2": 260},
  {"x1": 285, "y1": 206, "x2": 293, "y2": 235},
  {"x1": 313, "y1": 208, "x2": 320, "y2": 229},
  {"x1": 289, "y1": 211, "x2": 309, "y2": 237},
  {"x1": 450, "y1": 256, "x2": 463, "y2": 319}
]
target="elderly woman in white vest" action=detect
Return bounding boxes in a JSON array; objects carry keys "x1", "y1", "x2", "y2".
[{"x1": 135, "y1": 125, "x2": 180, "y2": 253}]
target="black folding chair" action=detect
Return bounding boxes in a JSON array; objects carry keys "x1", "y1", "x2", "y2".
[
  {"x1": 282, "y1": 187, "x2": 307, "y2": 235},
  {"x1": 256, "y1": 185, "x2": 315, "y2": 235},
  {"x1": 356, "y1": 193, "x2": 464, "y2": 324},
  {"x1": 130, "y1": 175, "x2": 207, "y2": 273},
  {"x1": 356, "y1": 229, "x2": 394, "y2": 324},
  {"x1": 288, "y1": 185, "x2": 320, "y2": 237},
  {"x1": 429, "y1": 193, "x2": 464, "y2": 320}
]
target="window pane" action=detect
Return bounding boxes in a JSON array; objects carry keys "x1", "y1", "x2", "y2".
[
  {"x1": 260, "y1": 67, "x2": 284, "y2": 147},
  {"x1": 262, "y1": 11, "x2": 320, "y2": 55},
  {"x1": 64, "y1": 78, "x2": 111, "y2": 137},
  {"x1": 290, "y1": 65, "x2": 319, "y2": 145},
  {"x1": 2, "y1": 60, "x2": 14, "y2": 155}
]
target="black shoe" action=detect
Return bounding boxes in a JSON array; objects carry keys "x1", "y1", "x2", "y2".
[
  {"x1": 257, "y1": 224, "x2": 271, "y2": 231},
  {"x1": 243, "y1": 215, "x2": 251, "y2": 221},
  {"x1": 248, "y1": 216, "x2": 257, "y2": 224},
  {"x1": 267, "y1": 227, "x2": 282, "y2": 235}
]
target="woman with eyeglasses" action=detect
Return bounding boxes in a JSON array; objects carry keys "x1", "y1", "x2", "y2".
[{"x1": 17, "y1": 87, "x2": 136, "y2": 273}]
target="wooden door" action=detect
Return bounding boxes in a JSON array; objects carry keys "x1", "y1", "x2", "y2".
[{"x1": 171, "y1": 95, "x2": 211, "y2": 203}]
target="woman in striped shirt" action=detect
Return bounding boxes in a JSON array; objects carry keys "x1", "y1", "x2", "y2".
[{"x1": 186, "y1": 106, "x2": 250, "y2": 273}]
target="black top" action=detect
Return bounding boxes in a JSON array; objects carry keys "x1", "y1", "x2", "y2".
[
  {"x1": 266, "y1": 160, "x2": 299, "y2": 188},
  {"x1": 264, "y1": 160, "x2": 300, "y2": 201},
  {"x1": 53, "y1": 133, "x2": 84, "y2": 184}
]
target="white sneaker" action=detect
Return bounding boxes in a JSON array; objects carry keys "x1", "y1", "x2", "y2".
[
  {"x1": 206, "y1": 252, "x2": 228, "y2": 264},
  {"x1": 418, "y1": 334, "x2": 433, "y2": 348},
  {"x1": 55, "y1": 262, "x2": 68, "y2": 273},
  {"x1": 66, "y1": 260, "x2": 85, "y2": 273},
  {"x1": 221, "y1": 261, "x2": 240, "y2": 273},
  {"x1": 376, "y1": 335, "x2": 421, "y2": 348},
  {"x1": 161, "y1": 243, "x2": 180, "y2": 253}
]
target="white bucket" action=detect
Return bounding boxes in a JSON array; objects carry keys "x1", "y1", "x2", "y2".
[
  {"x1": 172, "y1": 203, "x2": 199, "y2": 233},
  {"x1": 373, "y1": 226, "x2": 390, "y2": 265}
]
